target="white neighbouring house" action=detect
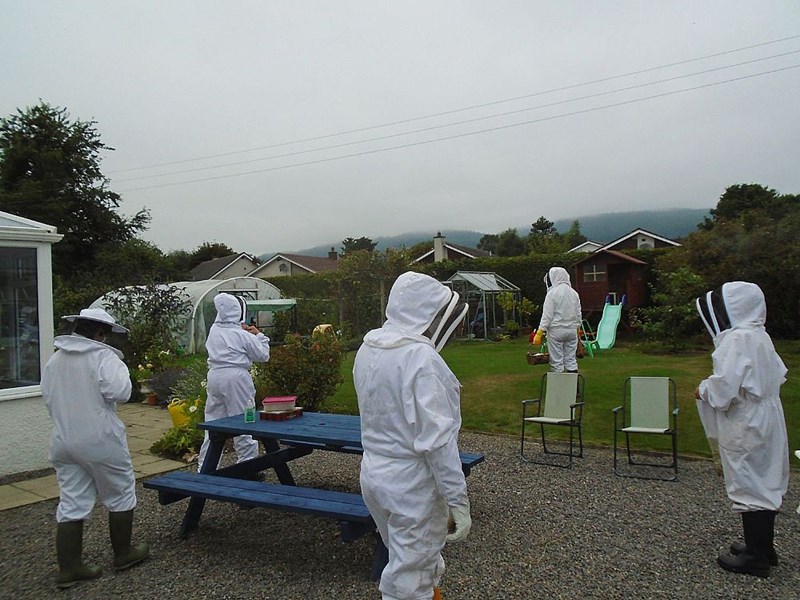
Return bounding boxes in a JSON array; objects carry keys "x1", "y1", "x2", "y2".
[{"x1": 0, "y1": 211, "x2": 62, "y2": 477}]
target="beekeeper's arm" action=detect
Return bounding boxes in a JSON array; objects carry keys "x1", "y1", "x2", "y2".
[
  {"x1": 243, "y1": 330, "x2": 271, "y2": 363},
  {"x1": 697, "y1": 335, "x2": 747, "y2": 411},
  {"x1": 413, "y1": 373, "x2": 471, "y2": 542},
  {"x1": 99, "y1": 353, "x2": 133, "y2": 404}
]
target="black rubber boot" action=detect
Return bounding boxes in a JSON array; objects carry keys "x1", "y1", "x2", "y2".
[
  {"x1": 109, "y1": 510, "x2": 150, "y2": 571},
  {"x1": 717, "y1": 512, "x2": 771, "y2": 578},
  {"x1": 55, "y1": 520, "x2": 103, "y2": 589}
]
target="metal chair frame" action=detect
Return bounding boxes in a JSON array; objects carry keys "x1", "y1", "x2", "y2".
[
  {"x1": 613, "y1": 376, "x2": 679, "y2": 481},
  {"x1": 520, "y1": 372, "x2": 585, "y2": 469}
]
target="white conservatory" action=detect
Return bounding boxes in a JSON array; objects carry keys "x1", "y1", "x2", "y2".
[{"x1": 0, "y1": 211, "x2": 62, "y2": 477}]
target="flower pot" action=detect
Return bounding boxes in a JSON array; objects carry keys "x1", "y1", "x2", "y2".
[
  {"x1": 146, "y1": 394, "x2": 158, "y2": 406},
  {"x1": 139, "y1": 379, "x2": 154, "y2": 395}
]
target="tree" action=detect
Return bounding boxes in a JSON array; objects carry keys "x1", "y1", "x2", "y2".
[
  {"x1": 477, "y1": 233, "x2": 499, "y2": 254},
  {"x1": 341, "y1": 236, "x2": 377, "y2": 254},
  {"x1": 530, "y1": 216, "x2": 556, "y2": 237},
  {"x1": 495, "y1": 228, "x2": 526, "y2": 257},
  {"x1": 700, "y1": 183, "x2": 784, "y2": 230},
  {"x1": 0, "y1": 102, "x2": 149, "y2": 276},
  {"x1": 563, "y1": 220, "x2": 588, "y2": 249},
  {"x1": 187, "y1": 241, "x2": 236, "y2": 270}
]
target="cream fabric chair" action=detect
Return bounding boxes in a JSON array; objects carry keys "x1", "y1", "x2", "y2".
[
  {"x1": 520, "y1": 372, "x2": 585, "y2": 468},
  {"x1": 613, "y1": 377, "x2": 678, "y2": 481}
]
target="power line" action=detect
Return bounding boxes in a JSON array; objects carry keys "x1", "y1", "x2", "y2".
[
  {"x1": 116, "y1": 63, "x2": 800, "y2": 193},
  {"x1": 112, "y1": 49, "x2": 800, "y2": 184},
  {"x1": 108, "y1": 34, "x2": 800, "y2": 175}
]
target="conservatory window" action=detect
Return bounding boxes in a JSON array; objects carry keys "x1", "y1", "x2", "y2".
[
  {"x1": 0, "y1": 247, "x2": 40, "y2": 389},
  {"x1": 583, "y1": 264, "x2": 606, "y2": 282}
]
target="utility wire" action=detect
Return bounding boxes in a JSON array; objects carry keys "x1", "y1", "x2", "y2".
[
  {"x1": 108, "y1": 34, "x2": 800, "y2": 175},
  {"x1": 116, "y1": 63, "x2": 800, "y2": 193},
  {"x1": 112, "y1": 49, "x2": 800, "y2": 183}
]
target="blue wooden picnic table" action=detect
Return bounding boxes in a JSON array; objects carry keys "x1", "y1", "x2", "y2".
[{"x1": 144, "y1": 411, "x2": 484, "y2": 580}]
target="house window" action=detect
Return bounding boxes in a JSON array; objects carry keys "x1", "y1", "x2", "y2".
[
  {"x1": 583, "y1": 264, "x2": 606, "y2": 282},
  {"x1": 279, "y1": 263, "x2": 288, "y2": 273},
  {"x1": 0, "y1": 247, "x2": 40, "y2": 389}
]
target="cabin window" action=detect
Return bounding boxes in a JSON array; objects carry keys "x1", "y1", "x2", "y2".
[{"x1": 583, "y1": 264, "x2": 606, "y2": 282}]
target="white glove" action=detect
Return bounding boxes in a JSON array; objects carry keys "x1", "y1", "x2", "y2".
[{"x1": 446, "y1": 501, "x2": 472, "y2": 543}]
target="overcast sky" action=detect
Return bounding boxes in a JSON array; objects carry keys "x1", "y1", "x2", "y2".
[{"x1": 3, "y1": 1, "x2": 799, "y2": 255}]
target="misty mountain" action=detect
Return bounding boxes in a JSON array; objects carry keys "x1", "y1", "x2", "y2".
[{"x1": 259, "y1": 207, "x2": 710, "y2": 258}]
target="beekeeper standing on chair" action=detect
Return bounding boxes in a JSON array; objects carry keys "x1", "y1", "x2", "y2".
[
  {"x1": 533, "y1": 266, "x2": 582, "y2": 373},
  {"x1": 355, "y1": 272, "x2": 472, "y2": 600}
]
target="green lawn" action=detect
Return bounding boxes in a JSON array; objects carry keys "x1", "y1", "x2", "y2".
[{"x1": 326, "y1": 337, "x2": 800, "y2": 459}]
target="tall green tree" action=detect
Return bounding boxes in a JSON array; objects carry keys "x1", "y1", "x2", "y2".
[
  {"x1": 341, "y1": 236, "x2": 377, "y2": 254},
  {"x1": 495, "y1": 228, "x2": 526, "y2": 257},
  {"x1": 0, "y1": 102, "x2": 149, "y2": 277}
]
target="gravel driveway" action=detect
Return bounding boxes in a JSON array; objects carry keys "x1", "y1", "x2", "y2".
[{"x1": 2, "y1": 431, "x2": 798, "y2": 600}]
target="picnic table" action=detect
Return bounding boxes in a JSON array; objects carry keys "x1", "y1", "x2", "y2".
[{"x1": 144, "y1": 411, "x2": 484, "y2": 580}]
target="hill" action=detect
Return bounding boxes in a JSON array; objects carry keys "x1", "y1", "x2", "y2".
[{"x1": 259, "y1": 207, "x2": 710, "y2": 258}]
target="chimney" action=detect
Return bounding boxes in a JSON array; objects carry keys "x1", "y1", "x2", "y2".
[
  {"x1": 328, "y1": 247, "x2": 338, "y2": 260},
  {"x1": 433, "y1": 232, "x2": 446, "y2": 262}
]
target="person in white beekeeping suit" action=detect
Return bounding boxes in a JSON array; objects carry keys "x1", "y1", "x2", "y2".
[
  {"x1": 198, "y1": 293, "x2": 270, "y2": 473},
  {"x1": 354, "y1": 272, "x2": 472, "y2": 600},
  {"x1": 695, "y1": 282, "x2": 789, "y2": 578},
  {"x1": 42, "y1": 308, "x2": 149, "y2": 589},
  {"x1": 533, "y1": 266, "x2": 582, "y2": 372}
]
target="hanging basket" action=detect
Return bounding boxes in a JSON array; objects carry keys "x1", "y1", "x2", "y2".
[{"x1": 526, "y1": 352, "x2": 550, "y2": 366}]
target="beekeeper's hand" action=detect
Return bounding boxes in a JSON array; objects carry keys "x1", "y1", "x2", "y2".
[
  {"x1": 532, "y1": 329, "x2": 545, "y2": 347},
  {"x1": 446, "y1": 501, "x2": 472, "y2": 543}
]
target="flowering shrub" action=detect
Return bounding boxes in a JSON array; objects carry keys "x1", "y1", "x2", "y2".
[
  {"x1": 150, "y1": 360, "x2": 208, "y2": 460},
  {"x1": 252, "y1": 331, "x2": 345, "y2": 412}
]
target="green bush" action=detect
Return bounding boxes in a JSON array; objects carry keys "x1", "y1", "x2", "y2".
[{"x1": 252, "y1": 331, "x2": 345, "y2": 412}]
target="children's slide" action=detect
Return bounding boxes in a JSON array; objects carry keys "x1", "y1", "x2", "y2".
[{"x1": 595, "y1": 302, "x2": 623, "y2": 349}]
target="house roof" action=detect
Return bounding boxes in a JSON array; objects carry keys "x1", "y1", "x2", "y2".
[
  {"x1": 250, "y1": 253, "x2": 341, "y2": 276},
  {"x1": 190, "y1": 253, "x2": 259, "y2": 280},
  {"x1": 597, "y1": 228, "x2": 681, "y2": 252},
  {"x1": 567, "y1": 240, "x2": 603, "y2": 253},
  {"x1": 413, "y1": 242, "x2": 490, "y2": 263},
  {"x1": 572, "y1": 249, "x2": 647, "y2": 266}
]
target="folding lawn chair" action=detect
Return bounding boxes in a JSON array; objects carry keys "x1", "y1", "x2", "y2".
[
  {"x1": 520, "y1": 372, "x2": 585, "y2": 468},
  {"x1": 613, "y1": 377, "x2": 678, "y2": 481}
]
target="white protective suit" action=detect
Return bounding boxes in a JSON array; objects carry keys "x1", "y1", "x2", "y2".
[
  {"x1": 696, "y1": 282, "x2": 789, "y2": 512},
  {"x1": 538, "y1": 267, "x2": 582, "y2": 372},
  {"x1": 355, "y1": 272, "x2": 469, "y2": 600},
  {"x1": 198, "y1": 293, "x2": 270, "y2": 471},
  {"x1": 42, "y1": 333, "x2": 135, "y2": 522}
]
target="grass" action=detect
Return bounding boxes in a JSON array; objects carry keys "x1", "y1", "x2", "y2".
[{"x1": 326, "y1": 337, "x2": 800, "y2": 459}]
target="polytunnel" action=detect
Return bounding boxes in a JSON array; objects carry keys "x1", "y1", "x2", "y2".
[{"x1": 90, "y1": 277, "x2": 294, "y2": 354}]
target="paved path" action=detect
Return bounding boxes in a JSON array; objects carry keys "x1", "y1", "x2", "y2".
[{"x1": 0, "y1": 402, "x2": 184, "y2": 511}]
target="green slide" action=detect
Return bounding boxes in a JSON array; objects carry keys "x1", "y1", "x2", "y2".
[{"x1": 592, "y1": 295, "x2": 625, "y2": 351}]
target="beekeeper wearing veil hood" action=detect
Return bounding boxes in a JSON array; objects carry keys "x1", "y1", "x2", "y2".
[
  {"x1": 198, "y1": 293, "x2": 270, "y2": 472},
  {"x1": 355, "y1": 272, "x2": 471, "y2": 600},
  {"x1": 695, "y1": 282, "x2": 789, "y2": 578},
  {"x1": 533, "y1": 266, "x2": 582, "y2": 372}
]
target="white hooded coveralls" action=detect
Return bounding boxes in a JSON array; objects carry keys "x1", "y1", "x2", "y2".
[
  {"x1": 42, "y1": 334, "x2": 135, "y2": 522},
  {"x1": 354, "y1": 272, "x2": 469, "y2": 600},
  {"x1": 696, "y1": 282, "x2": 789, "y2": 513},
  {"x1": 198, "y1": 293, "x2": 270, "y2": 471},
  {"x1": 538, "y1": 267, "x2": 582, "y2": 372}
]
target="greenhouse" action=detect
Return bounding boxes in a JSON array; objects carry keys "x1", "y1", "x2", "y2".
[
  {"x1": 445, "y1": 271, "x2": 521, "y2": 340},
  {"x1": 90, "y1": 277, "x2": 294, "y2": 354}
]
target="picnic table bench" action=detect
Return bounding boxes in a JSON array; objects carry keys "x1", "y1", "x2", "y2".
[{"x1": 144, "y1": 412, "x2": 484, "y2": 580}]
